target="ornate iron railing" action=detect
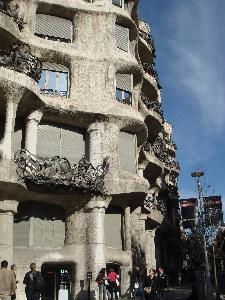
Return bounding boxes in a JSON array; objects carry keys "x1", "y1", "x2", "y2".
[
  {"x1": 139, "y1": 29, "x2": 156, "y2": 58},
  {"x1": 169, "y1": 173, "x2": 177, "y2": 185},
  {"x1": 144, "y1": 136, "x2": 170, "y2": 165},
  {"x1": 40, "y1": 89, "x2": 67, "y2": 98},
  {"x1": 14, "y1": 149, "x2": 109, "y2": 194},
  {"x1": 0, "y1": 2, "x2": 25, "y2": 31},
  {"x1": 169, "y1": 158, "x2": 180, "y2": 171},
  {"x1": 144, "y1": 192, "x2": 166, "y2": 214},
  {"x1": 141, "y1": 94, "x2": 164, "y2": 118},
  {"x1": 0, "y1": 44, "x2": 42, "y2": 82},
  {"x1": 142, "y1": 62, "x2": 161, "y2": 90}
]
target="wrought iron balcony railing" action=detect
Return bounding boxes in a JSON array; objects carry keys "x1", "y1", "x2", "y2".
[
  {"x1": 169, "y1": 158, "x2": 180, "y2": 171},
  {"x1": 139, "y1": 29, "x2": 156, "y2": 58},
  {"x1": 0, "y1": 2, "x2": 25, "y2": 31},
  {"x1": 0, "y1": 44, "x2": 42, "y2": 82},
  {"x1": 144, "y1": 192, "x2": 166, "y2": 214},
  {"x1": 14, "y1": 149, "x2": 109, "y2": 194},
  {"x1": 40, "y1": 89, "x2": 67, "y2": 98},
  {"x1": 142, "y1": 62, "x2": 161, "y2": 90},
  {"x1": 141, "y1": 94, "x2": 164, "y2": 118},
  {"x1": 144, "y1": 136, "x2": 170, "y2": 165}
]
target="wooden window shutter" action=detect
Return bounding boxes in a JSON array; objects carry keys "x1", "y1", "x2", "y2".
[
  {"x1": 105, "y1": 213, "x2": 122, "y2": 249},
  {"x1": 119, "y1": 132, "x2": 137, "y2": 173},
  {"x1": 36, "y1": 124, "x2": 61, "y2": 158},
  {"x1": 13, "y1": 221, "x2": 29, "y2": 248},
  {"x1": 35, "y1": 14, "x2": 72, "y2": 41},
  {"x1": 116, "y1": 73, "x2": 132, "y2": 92},
  {"x1": 43, "y1": 220, "x2": 54, "y2": 248},
  {"x1": 60, "y1": 126, "x2": 85, "y2": 166},
  {"x1": 53, "y1": 220, "x2": 65, "y2": 248},
  {"x1": 33, "y1": 218, "x2": 44, "y2": 247},
  {"x1": 115, "y1": 24, "x2": 129, "y2": 52}
]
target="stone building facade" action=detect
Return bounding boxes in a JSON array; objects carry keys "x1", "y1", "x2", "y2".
[{"x1": 0, "y1": 0, "x2": 180, "y2": 299}]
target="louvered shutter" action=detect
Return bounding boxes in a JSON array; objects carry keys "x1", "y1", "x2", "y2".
[
  {"x1": 37, "y1": 124, "x2": 61, "y2": 158},
  {"x1": 43, "y1": 220, "x2": 54, "y2": 248},
  {"x1": 119, "y1": 132, "x2": 137, "y2": 173},
  {"x1": 35, "y1": 14, "x2": 72, "y2": 41},
  {"x1": 115, "y1": 24, "x2": 129, "y2": 52},
  {"x1": 53, "y1": 220, "x2": 65, "y2": 248},
  {"x1": 116, "y1": 73, "x2": 132, "y2": 92},
  {"x1": 13, "y1": 221, "x2": 29, "y2": 248},
  {"x1": 33, "y1": 218, "x2": 44, "y2": 247},
  {"x1": 105, "y1": 213, "x2": 122, "y2": 249},
  {"x1": 60, "y1": 127, "x2": 85, "y2": 166}
]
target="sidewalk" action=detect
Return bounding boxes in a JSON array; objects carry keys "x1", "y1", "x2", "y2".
[{"x1": 165, "y1": 286, "x2": 192, "y2": 300}]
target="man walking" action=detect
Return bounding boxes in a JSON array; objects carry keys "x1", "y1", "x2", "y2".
[
  {"x1": 23, "y1": 263, "x2": 44, "y2": 300},
  {"x1": 0, "y1": 260, "x2": 17, "y2": 300},
  {"x1": 158, "y1": 268, "x2": 168, "y2": 300}
]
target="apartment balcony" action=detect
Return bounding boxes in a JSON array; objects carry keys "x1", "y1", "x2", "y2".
[
  {"x1": 144, "y1": 136, "x2": 170, "y2": 166},
  {"x1": 141, "y1": 93, "x2": 164, "y2": 119},
  {"x1": 14, "y1": 149, "x2": 109, "y2": 195},
  {"x1": 0, "y1": 44, "x2": 42, "y2": 82},
  {"x1": 139, "y1": 29, "x2": 156, "y2": 58},
  {"x1": 142, "y1": 62, "x2": 161, "y2": 90},
  {"x1": 0, "y1": 2, "x2": 25, "y2": 31}
]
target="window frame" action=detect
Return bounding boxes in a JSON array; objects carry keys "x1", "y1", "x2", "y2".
[
  {"x1": 39, "y1": 68, "x2": 69, "y2": 98},
  {"x1": 115, "y1": 73, "x2": 133, "y2": 106}
]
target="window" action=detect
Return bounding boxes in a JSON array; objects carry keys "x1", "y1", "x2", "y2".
[
  {"x1": 35, "y1": 14, "x2": 72, "y2": 43},
  {"x1": 36, "y1": 123, "x2": 85, "y2": 165},
  {"x1": 14, "y1": 202, "x2": 65, "y2": 249},
  {"x1": 115, "y1": 24, "x2": 129, "y2": 52},
  {"x1": 105, "y1": 206, "x2": 123, "y2": 250},
  {"x1": 112, "y1": 0, "x2": 128, "y2": 10},
  {"x1": 119, "y1": 131, "x2": 137, "y2": 173},
  {"x1": 116, "y1": 73, "x2": 132, "y2": 105},
  {"x1": 39, "y1": 63, "x2": 69, "y2": 97}
]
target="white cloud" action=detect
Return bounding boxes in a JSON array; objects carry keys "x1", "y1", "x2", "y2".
[{"x1": 165, "y1": 0, "x2": 225, "y2": 134}]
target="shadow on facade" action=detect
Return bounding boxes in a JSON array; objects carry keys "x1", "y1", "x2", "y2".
[{"x1": 132, "y1": 238, "x2": 147, "y2": 276}]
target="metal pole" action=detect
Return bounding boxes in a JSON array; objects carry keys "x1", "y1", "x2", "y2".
[{"x1": 192, "y1": 172, "x2": 213, "y2": 300}]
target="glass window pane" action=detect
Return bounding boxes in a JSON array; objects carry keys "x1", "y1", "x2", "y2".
[
  {"x1": 116, "y1": 88, "x2": 123, "y2": 102},
  {"x1": 39, "y1": 70, "x2": 46, "y2": 90},
  {"x1": 124, "y1": 91, "x2": 132, "y2": 104},
  {"x1": 48, "y1": 71, "x2": 57, "y2": 90},
  {"x1": 59, "y1": 72, "x2": 68, "y2": 92},
  {"x1": 112, "y1": 0, "x2": 122, "y2": 7}
]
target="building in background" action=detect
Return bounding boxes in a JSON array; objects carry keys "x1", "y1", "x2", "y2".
[{"x1": 0, "y1": 0, "x2": 180, "y2": 299}]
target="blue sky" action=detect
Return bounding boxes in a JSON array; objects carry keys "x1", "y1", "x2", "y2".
[{"x1": 139, "y1": 1, "x2": 225, "y2": 207}]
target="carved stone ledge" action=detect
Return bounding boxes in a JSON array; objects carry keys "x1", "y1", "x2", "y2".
[
  {"x1": 0, "y1": 2, "x2": 25, "y2": 30},
  {"x1": 14, "y1": 149, "x2": 109, "y2": 195},
  {"x1": 144, "y1": 188, "x2": 166, "y2": 214}
]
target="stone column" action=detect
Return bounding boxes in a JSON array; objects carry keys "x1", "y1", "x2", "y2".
[
  {"x1": 65, "y1": 196, "x2": 111, "y2": 300},
  {"x1": 0, "y1": 200, "x2": 18, "y2": 264},
  {"x1": 25, "y1": 110, "x2": 43, "y2": 155},
  {"x1": 87, "y1": 122, "x2": 104, "y2": 167},
  {"x1": 145, "y1": 229, "x2": 156, "y2": 270},
  {"x1": 0, "y1": 101, "x2": 18, "y2": 159},
  {"x1": 124, "y1": 207, "x2": 131, "y2": 250}
]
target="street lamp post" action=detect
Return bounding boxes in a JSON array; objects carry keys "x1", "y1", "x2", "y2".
[{"x1": 191, "y1": 171, "x2": 213, "y2": 300}]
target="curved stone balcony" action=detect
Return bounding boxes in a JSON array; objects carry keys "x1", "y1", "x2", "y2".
[{"x1": 0, "y1": 2, "x2": 25, "y2": 31}]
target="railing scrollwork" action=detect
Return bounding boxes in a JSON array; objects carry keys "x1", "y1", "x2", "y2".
[
  {"x1": 141, "y1": 94, "x2": 164, "y2": 118},
  {"x1": 14, "y1": 149, "x2": 109, "y2": 194},
  {"x1": 0, "y1": 2, "x2": 25, "y2": 30},
  {"x1": 0, "y1": 44, "x2": 42, "y2": 82}
]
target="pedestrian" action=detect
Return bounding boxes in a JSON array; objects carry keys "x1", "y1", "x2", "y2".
[
  {"x1": 157, "y1": 267, "x2": 168, "y2": 300},
  {"x1": 96, "y1": 268, "x2": 107, "y2": 300},
  {"x1": 10, "y1": 265, "x2": 18, "y2": 300},
  {"x1": 23, "y1": 262, "x2": 44, "y2": 300},
  {"x1": 144, "y1": 269, "x2": 157, "y2": 300},
  {"x1": 107, "y1": 268, "x2": 119, "y2": 300},
  {"x1": 0, "y1": 260, "x2": 17, "y2": 300}
]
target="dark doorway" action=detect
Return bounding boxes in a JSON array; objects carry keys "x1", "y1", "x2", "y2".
[
  {"x1": 41, "y1": 263, "x2": 73, "y2": 300},
  {"x1": 106, "y1": 262, "x2": 121, "y2": 297}
]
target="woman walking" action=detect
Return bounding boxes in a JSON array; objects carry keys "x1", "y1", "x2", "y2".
[{"x1": 96, "y1": 268, "x2": 107, "y2": 300}]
